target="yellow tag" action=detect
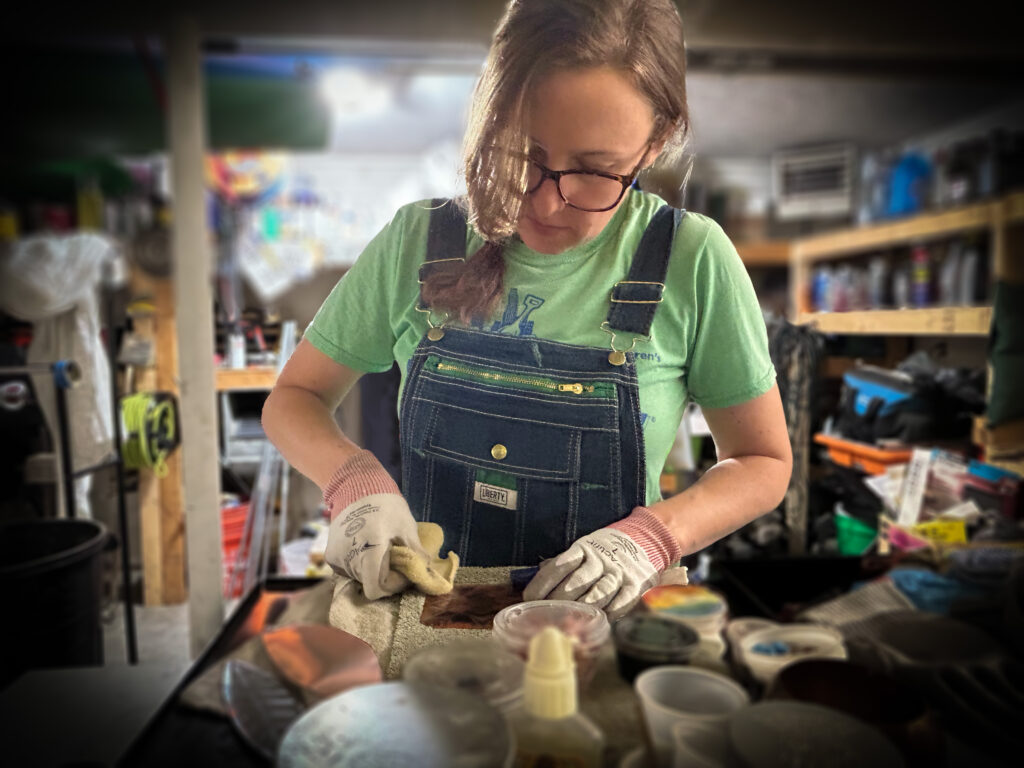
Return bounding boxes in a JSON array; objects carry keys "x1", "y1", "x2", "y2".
[{"x1": 912, "y1": 519, "x2": 967, "y2": 544}]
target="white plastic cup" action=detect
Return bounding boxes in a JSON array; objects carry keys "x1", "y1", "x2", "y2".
[{"x1": 634, "y1": 665, "x2": 749, "y2": 768}]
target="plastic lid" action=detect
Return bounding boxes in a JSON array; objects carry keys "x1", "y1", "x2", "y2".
[
  {"x1": 641, "y1": 585, "x2": 726, "y2": 619},
  {"x1": 738, "y1": 624, "x2": 847, "y2": 684},
  {"x1": 402, "y1": 638, "x2": 524, "y2": 710},
  {"x1": 493, "y1": 600, "x2": 610, "y2": 650},
  {"x1": 523, "y1": 626, "x2": 577, "y2": 719},
  {"x1": 613, "y1": 614, "x2": 700, "y2": 662}
]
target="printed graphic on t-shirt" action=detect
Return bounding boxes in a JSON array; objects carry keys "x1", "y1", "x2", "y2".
[{"x1": 476, "y1": 288, "x2": 544, "y2": 336}]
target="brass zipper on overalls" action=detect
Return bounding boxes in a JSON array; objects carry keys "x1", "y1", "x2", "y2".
[{"x1": 429, "y1": 357, "x2": 599, "y2": 395}]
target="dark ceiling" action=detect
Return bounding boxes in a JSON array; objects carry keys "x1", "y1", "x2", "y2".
[{"x1": 6, "y1": 0, "x2": 1022, "y2": 161}]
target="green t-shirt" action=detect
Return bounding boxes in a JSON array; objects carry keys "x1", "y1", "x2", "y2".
[{"x1": 307, "y1": 191, "x2": 776, "y2": 505}]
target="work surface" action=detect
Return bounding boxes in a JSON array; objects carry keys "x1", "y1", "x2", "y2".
[
  {"x1": 120, "y1": 555, "x2": 1023, "y2": 768},
  {"x1": 131, "y1": 568, "x2": 653, "y2": 767}
]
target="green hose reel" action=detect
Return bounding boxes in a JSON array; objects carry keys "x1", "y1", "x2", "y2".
[{"x1": 120, "y1": 392, "x2": 180, "y2": 477}]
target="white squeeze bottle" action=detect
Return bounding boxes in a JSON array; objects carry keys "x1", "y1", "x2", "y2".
[{"x1": 507, "y1": 625, "x2": 605, "y2": 767}]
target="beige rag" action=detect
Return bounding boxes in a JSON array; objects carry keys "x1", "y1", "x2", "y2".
[{"x1": 390, "y1": 522, "x2": 459, "y2": 595}]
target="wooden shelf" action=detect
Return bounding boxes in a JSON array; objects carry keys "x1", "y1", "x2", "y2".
[
  {"x1": 216, "y1": 366, "x2": 277, "y2": 391},
  {"x1": 736, "y1": 240, "x2": 792, "y2": 266},
  {"x1": 796, "y1": 306, "x2": 992, "y2": 336},
  {"x1": 792, "y1": 192, "x2": 1024, "y2": 263}
]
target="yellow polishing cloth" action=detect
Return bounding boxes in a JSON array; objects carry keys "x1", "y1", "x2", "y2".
[{"x1": 389, "y1": 522, "x2": 459, "y2": 595}]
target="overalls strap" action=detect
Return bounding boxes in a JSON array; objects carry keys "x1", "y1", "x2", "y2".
[
  {"x1": 605, "y1": 205, "x2": 683, "y2": 335},
  {"x1": 417, "y1": 198, "x2": 468, "y2": 311}
]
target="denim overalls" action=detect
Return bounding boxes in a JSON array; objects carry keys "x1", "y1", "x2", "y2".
[{"x1": 399, "y1": 200, "x2": 682, "y2": 566}]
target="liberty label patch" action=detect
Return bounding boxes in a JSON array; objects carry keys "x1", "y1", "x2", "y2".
[{"x1": 474, "y1": 481, "x2": 518, "y2": 509}]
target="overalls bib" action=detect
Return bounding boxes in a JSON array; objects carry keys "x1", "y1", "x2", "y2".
[{"x1": 399, "y1": 200, "x2": 682, "y2": 566}]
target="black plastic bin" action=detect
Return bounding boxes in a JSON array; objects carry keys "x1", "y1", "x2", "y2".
[{"x1": 0, "y1": 519, "x2": 110, "y2": 689}]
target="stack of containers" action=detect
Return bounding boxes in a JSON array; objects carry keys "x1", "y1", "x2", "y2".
[
  {"x1": 492, "y1": 600, "x2": 610, "y2": 688},
  {"x1": 640, "y1": 585, "x2": 729, "y2": 662},
  {"x1": 220, "y1": 502, "x2": 249, "y2": 598}
]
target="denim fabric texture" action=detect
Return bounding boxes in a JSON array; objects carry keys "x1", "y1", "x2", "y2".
[
  {"x1": 397, "y1": 201, "x2": 679, "y2": 567},
  {"x1": 399, "y1": 326, "x2": 648, "y2": 566}
]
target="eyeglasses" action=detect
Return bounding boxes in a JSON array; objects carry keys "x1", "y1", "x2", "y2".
[{"x1": 524, "y1": 150, "x2": 647, "y2": 212}]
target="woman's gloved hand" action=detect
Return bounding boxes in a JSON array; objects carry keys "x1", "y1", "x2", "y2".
[
  {"x1": 522, "y1": 507, "x2": 682, "y2": 620},
  {"x1": 322, "y1": 450, "x2": 428, "y2": 600}
]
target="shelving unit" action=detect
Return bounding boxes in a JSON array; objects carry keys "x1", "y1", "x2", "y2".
[
  {"x1": 796, "y1": 306, "x2": 992, "y2": 336},
  {"x1": 778, "y1": 192, "x2": 1024, "y2": 554},
  {"x1": 215, "y1": 366, "x2": 277, "y2": 392},
  {"x1": 789, "y1": 191, "x2": 1024, "y2": 331},
  {"x1": 735, "y1": 240, "x2": 792, "y2": 267}
]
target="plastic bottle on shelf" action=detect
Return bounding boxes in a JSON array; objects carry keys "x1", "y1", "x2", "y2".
[
  {"x1": 868, "y1": 255, "x2": 889, "y2": 309},
  {"x1": 76, "y1": 177, "x2": 104, "y2": 231},
  {"x1": 958, "y1": 237, "x2": 981, "y2": 306},
  {"x1": 506, "y1": 626, "x2": 605, "y2": 768},
  {"x1": 811, "y1": 266, "x2": 832, "y2": 312},
  {"x1": 892, "y1": 261, "x2": 911, "y2": 308},
  {"x1": 910, "y1": 244, "x2": 931, "y2": 307},
  {"x1": 938, "y1": 241, "x2": 962, "y2": 306}
]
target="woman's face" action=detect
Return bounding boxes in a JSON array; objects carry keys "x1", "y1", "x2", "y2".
[{"x1": 518, "y1": 66, "x2": 658, "y2": 254}]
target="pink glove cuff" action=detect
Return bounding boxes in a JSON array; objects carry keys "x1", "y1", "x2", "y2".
[
  {"x1": 322, "y1": 450, "x2": 401, "y2": 519},
  {"x1": 609, "y1": 507, "x2": 682, "y2": 572}
]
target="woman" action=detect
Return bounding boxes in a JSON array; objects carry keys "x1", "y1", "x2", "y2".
[{"x1": 262, "y1": 0, "x2": 792, "y2": 620}]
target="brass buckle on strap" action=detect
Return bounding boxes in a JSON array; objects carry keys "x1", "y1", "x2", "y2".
[
  {"x1": 600, "y1": 321, "x2": 651, "y2": 366},
  {"x1": 417, "y1": 256, "x2": 467, "y2": 286},
  {"x1": 609, "y1": 280, "x2": 665, "y2": 304},
  {"x1": 415, "y1": 306, "x2": 450, "y2": 341}
]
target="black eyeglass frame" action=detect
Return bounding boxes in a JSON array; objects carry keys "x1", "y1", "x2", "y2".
[{"x1": 523, "y1": 148, "x2": 649, "y2": 212}]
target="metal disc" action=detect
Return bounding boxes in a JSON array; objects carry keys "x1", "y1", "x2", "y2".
[
  {"x1": 278, "y1": 681, "x2": 513, "y2": 767},
  {"x1": 427, "y1": 327, "x2": 445, "y2": 341},
  {"x1": 223, "y1": 660, "x2": 305, "y2": 761},
  {"x1": 608, "y1": 350, "x2": 626, "y2": 366}
]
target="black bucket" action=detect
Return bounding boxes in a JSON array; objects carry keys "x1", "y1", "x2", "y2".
[{"x1": 0, "y1": 518, "x2": 110, "y2": 688}]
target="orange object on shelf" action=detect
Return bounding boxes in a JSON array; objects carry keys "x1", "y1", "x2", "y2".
[{"x1": 814, "y1": 433, "x2": 912, "y2": 475}]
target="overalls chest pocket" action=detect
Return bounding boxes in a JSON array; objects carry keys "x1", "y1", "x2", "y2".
[
  {"x1": 424, "y1": 405, "x2": 580, "y2": 481},
  {"x1": 403, "y1": 359, "x2": 628, "y2": 566}
]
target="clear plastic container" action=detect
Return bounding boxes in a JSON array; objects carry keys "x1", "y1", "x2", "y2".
[
  {"x1": 492, "y1": 600, "x2": 609, "y2": 687},
  {"x1": 402, "y1": 638, "x2": 524, "y2": 712}
]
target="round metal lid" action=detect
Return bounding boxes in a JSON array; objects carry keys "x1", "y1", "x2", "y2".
[{"x1": 277, "y1": 681, "x2": 514, "y2": 768}]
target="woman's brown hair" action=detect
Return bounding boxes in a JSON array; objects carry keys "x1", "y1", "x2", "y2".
[{"x1": 421, "y1": 0, "x2": 691, "y2": 325}]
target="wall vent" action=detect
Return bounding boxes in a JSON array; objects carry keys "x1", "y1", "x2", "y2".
[{"x1": 771, "y1": 143, "x2": 855, "y2": 220}]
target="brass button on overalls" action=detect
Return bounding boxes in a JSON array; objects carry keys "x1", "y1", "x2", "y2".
[{"x1": 491, "y1": 444, "x2": 508, "y2": 460}]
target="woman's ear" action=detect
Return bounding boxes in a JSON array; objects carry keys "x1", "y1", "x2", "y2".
[{"x1": 644, "y1": 119, "x2": 684, "y2": 168}]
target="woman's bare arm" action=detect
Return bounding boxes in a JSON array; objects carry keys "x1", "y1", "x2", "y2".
[
  {"x1": 261, "y1": 339, "x2": 367, "y2": 489},
  {"x1": 649, "y1": 383, "x2": 793, "y2": 555}
]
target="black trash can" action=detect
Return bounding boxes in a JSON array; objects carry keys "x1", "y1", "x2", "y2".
[{"x1": 0, "y1": 518, "x2": 110, "y2": 689}]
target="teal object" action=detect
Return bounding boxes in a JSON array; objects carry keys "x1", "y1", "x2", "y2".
[{"x1": 261, "y1": 208, "x2": 282, "y2": 241}]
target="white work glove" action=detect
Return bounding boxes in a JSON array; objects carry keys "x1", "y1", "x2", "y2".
[
  {"x1": 523, "y1": 507, "x2": 683, "y2": 621},
  {"x1": 325, "y1": 493, "x2": 428, "y2": 600},
  {"x1": 321, "y1": 450, "x2": 428, "y2": 600}
]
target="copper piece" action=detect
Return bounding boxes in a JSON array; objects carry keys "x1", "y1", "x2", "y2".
[
  {"x1": 227, "y1": 592, "x2": 291, "y2": 653},
  {"x1": 420, "y1": 583, "x2": 523, "y2": 630},
  {"x1": 262, "y1": 623, "x2": 382, "y2": 699}
]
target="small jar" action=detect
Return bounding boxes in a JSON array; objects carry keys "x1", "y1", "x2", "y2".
[
  {"x1": 492, "y1": 600, "x2": 609, "y2": 687},
  {"x1": 402, "y1": 638, "x2": 524, "y2": 713},
  {"x1": 612, "y1": 614, "x2": 700, "y2": 682}
]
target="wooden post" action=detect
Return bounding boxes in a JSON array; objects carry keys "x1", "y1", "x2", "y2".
[
  {"x1": 166, "y1": 14, "x2": 224, "y2": 657},
  {"x1": 130, "y1": 273, "x2": 187, "y2": 605}
]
